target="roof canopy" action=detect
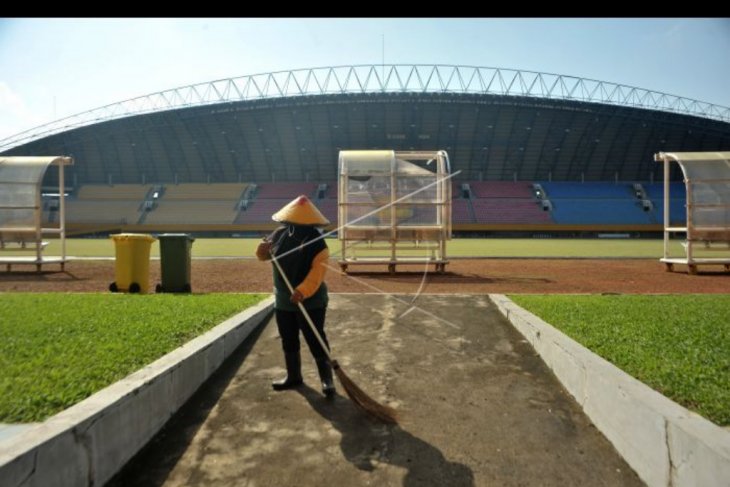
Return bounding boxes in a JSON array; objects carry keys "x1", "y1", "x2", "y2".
[
  {"x1": 0, "y1": 156, "x2": 73, "y2": 229},
  {"x1": 655, "y1": 152, "x2": 730, "y2": 231}
]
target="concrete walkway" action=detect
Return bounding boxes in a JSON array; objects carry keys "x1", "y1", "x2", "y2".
[{"x1": 109, "y1": 294, "x2": 643, "y2": 486}]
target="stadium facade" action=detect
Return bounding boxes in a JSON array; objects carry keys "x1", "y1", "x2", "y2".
[
  {"x1": 2, "y1": 65, "x2": 729, "y2": 235},
  {"x1": 3, "y1": 65, "x2": 729, "y2": 187}
]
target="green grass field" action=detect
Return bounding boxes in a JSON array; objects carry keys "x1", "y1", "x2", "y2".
[
  {"x1": 509, "y1": 294, "x2": 730, "y2": 426},
  {"x1": 9, "y1": 237, "x2": 722, "y2": 259},
  {"x1": 0, "y1": 293, "x2": 267, "y2": 423},
  {"x1": 2, "y1": 238, "x2": 728, "y2": 427}
]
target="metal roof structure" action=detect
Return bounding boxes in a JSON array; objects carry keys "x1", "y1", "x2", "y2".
[
  {"x1": 3, "y1": 65, "x2": 730, "y2": 185},
  {"x1": 3, "y1": 65, "x2": 729, "y2": 152}
]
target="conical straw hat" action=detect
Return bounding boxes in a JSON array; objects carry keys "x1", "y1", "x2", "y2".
[{"x1": 272, "y1": 195, "x2": 330, "y2": 226}]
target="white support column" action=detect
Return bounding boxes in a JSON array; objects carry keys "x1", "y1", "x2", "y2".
[
  {"x1": 663, "y1": 156, "x2": 670, "y2": 260},
  {"x1": 390, "y1": 155, "x2": 397, "y2": 263},
  {"x1": 34, "y1": 181, "x2": 42, "y2": 264},
  {"x1": 59, "y1": 161, "x2": 66, "y2": 263},
  {"x1": 686, "y1": 183, "x2": 693, "y2": 264}
]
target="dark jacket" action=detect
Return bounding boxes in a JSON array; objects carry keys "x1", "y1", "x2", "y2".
[{"x1": 268, "y1": 225, "x2": 329, "y2": 311}]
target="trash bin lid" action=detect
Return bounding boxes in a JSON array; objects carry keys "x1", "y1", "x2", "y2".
[
  {"x1": 157, "y1": 233, "x2": 195, "y2": 241},
  {"x1": 110, "y1": 233, "x2": 157, "y2": 242}
]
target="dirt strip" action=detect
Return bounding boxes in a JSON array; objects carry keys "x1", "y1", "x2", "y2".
[{"x1": 1, "y1": 258, "x2": 728, "y2": 294}]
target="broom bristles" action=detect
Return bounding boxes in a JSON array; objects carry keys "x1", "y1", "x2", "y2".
[{"x1": 332, "y1": 360, "x2": 399, "y2": 424}]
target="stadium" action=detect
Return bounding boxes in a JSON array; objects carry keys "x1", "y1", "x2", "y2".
[
  {"x1": 2, "y1": 64, "x2": 730, "y2": 487},
  {"x1": 3, "y1": 64, "x2": 730, "y2": 236}
]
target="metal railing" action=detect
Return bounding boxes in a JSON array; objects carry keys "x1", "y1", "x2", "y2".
[{"x1": 2, "y1": 64, "x2": 729, "y2": 152}]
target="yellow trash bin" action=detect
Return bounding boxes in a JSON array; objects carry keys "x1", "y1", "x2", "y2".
[{"x1": 109, "y1": 233, "x2": 157, "y2": 294}]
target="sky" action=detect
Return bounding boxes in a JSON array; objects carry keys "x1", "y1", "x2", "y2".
[{"x1": 1, "y1": 18, "x2": 729, "y2": 141}]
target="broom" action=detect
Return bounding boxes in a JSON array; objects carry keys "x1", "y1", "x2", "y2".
[{"x1": 270, "y1": 255, "x2": 398, "y2": 424}]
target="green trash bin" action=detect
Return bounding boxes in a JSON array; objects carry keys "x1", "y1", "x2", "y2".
[{"x1": 156, "y1": 233, "x2": 195, "y2": 293}]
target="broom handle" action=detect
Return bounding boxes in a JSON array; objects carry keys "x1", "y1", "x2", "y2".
[{"x1": 270, "y1": 255, "x2": 334, "y2": 363}]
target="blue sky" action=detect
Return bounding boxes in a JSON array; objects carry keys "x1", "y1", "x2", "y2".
[{"x1": 1, "y1": 18, "x2": 729, "y2": 140}]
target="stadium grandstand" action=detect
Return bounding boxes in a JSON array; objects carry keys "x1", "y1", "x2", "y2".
[{"x1": 2, "y1": 65, "x2": 729, "y2": 236}]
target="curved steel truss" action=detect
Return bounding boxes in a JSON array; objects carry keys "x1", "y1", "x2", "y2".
[{"x1": 2, "y1": 64, "x2": 729, "y2": 152}]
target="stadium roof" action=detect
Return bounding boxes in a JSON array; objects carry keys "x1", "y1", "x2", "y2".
[{"x1": 2, "y1": 64, "x2": 730, "y2": 153}]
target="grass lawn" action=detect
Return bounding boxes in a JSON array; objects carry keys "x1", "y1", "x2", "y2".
[
  {"x1": 17, "y1": 237, "x2": 722, "y2": 259},
  {"x1": 509, "y1": 294, "x2": 730, "y2": 426},
  {"x1": 0, "y1": 293, "x2": 268, "y2": 423}
]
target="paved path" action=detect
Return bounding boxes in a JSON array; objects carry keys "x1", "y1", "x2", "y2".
[{"x1": 109, "y1": 294, "x2": 643, "y2": 486}]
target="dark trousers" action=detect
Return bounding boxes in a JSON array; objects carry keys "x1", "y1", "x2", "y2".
[{"x1": 275, "y1": 307, "x2": 330, "y2": 360}]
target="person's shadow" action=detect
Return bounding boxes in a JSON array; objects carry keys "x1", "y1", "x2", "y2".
[{"x1": 297, "y1": 385, "x2": 475, "y2": 487}]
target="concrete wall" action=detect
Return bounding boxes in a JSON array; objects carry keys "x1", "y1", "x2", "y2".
[
  {"x1": 0, "y1": 297, "x2": 273, "y2": 487},
  {"x1": 491, "y1": 294, "x2": 730, "y2": 487}
]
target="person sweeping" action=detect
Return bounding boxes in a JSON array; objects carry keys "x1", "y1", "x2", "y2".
[
  {"x1": 256, "y1": 195, "x2": 336, "y2": 397},
  {"x1": 256, "y1": 195, "x2": 398, "y2": 423}
]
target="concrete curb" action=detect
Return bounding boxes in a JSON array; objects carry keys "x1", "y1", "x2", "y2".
[
  {"x1": 490, "y1": 294, "x2": 730, "y2": 487},
  {"x1": 0, "y1": 296, "x2": 274, "y2": 487}
]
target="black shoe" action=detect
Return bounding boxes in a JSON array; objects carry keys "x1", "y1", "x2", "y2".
[
  {"x1": 316, "y1": 358, "x2": 336, "y2": 398},
  {"x1": 272, "y1": 352, "x2": 303, "y2": 391}
]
